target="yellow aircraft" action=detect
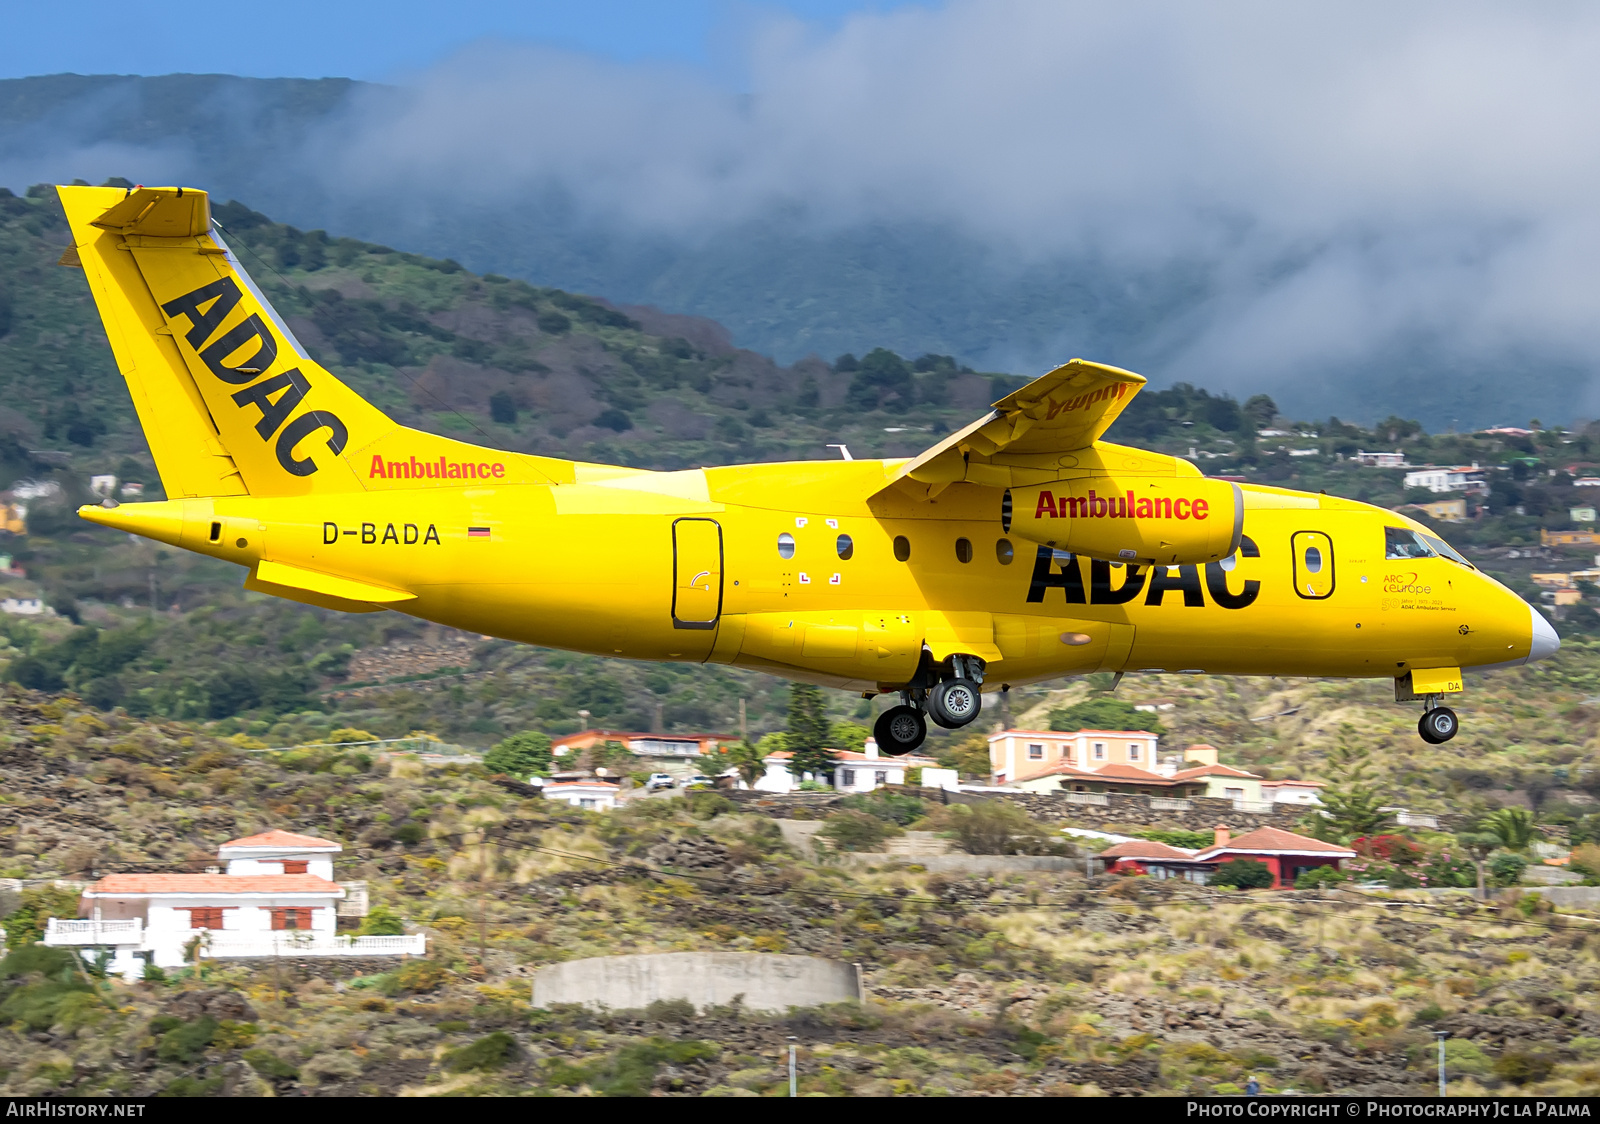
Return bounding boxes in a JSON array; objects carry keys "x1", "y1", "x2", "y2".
[{"x1": 56, "y1": 184, "x2": 1557, "y2": 751}]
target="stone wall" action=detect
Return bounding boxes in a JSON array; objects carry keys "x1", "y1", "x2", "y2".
[
  {"x1": 733, "y1": 786, "x2": 1464, "y2": 836},
  {"x1": 532, "y1": 952, "x2": 863, "y2": 1013}
]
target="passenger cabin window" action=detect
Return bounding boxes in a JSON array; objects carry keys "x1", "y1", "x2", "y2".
[
  {"x1": 777, "y1": 532, "x2": 796, "y2": 559},
  {"x1": 893, "y1": 535, "x2": 911, "y2": 562},
  {"x1": 955, "y1": 537, "x2": 973, "y2": 563},
  {"x1": 996, "y1": 538, "x2": 1014, "y2": 564},
  {"x1": 836, "y1": 534, "x2": 853, "y2": 560}
]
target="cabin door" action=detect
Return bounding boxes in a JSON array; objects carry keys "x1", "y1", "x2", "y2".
[{"x1": 672, "y1": 518, "x2": 723, "y2": 629}]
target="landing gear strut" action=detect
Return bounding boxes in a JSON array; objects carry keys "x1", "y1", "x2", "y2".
[{"x1": 876, "y1": 653, "x2": 987, "y2": 755}]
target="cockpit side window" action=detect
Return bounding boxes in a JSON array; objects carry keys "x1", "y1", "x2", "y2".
[
  {"x1": 1418, "y1": 531, "x2": 1475, "y2": 569},
  {"x1": 1385, "y1": 526, "x2": 1436, "y2": 560}
]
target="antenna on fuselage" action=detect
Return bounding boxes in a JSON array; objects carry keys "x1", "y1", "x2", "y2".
[{"x1": 826, "y1": 444, "x2": 853, "y2": 461}]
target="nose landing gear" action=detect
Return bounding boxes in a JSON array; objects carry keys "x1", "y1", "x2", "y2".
[{"x1": 873, "y1": 653, "x2": 988, "y2": 756}]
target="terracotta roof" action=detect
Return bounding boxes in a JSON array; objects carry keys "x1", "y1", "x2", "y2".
[
  {"x1": 988, "y1": 728, "x2": 1159, "y2": 741},
  {"x1": 85, "y1": 874, "x2": 343, "y2": 896},
  {"x1": 1196, "y1": 826, "x2": 1355, "y2": 859},
  {"x1": 218, "y1": 830, "x2": 341, "y2": 851},
  {"x1": 1171, "y1": 763, "x2": 1261, "y2": 781},
  {"x1": 1100, "y1": 840, "x2": 1204, "y2": 862},
  {"x1": 1011, "y1": 761, "x2": 1190, "y2": 786}
]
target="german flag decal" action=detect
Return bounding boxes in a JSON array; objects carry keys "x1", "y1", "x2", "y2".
[{"x1": 467, "y1": 527, "x2": 491, "y2": 538}]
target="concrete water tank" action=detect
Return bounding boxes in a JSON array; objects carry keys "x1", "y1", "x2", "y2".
[{"x1": 532, "y1": 952, "x2": 864, "y2": 1013}]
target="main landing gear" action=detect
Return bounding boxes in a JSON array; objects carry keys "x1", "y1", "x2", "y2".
[
  {"x1": 874, "y1": 653, "x2": 987, "y2": 756},
  {"x1": 1418, "y1": 703, "x2": 1459, "y2": 745}
]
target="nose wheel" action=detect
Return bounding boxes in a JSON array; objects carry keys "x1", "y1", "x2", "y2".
[{"x1": 1418, "y1": 705, "x2": 1459, "y2": 744}]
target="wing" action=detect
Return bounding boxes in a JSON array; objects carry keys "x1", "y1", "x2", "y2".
[{"x1": 878, "y1": 359, "x2": 1147, "y2": 494}]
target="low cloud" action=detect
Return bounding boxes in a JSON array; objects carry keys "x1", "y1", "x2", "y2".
[{"x1": 9, "y1": 3, "x2": 1600, "y2": 421}]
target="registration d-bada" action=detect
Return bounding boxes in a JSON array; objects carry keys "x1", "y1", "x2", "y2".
[{"x1": 56, "y1": 184, "x2": 1557, "y2": 750}]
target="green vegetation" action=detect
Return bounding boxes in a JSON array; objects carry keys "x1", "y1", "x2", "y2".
[
  {"x1": 1049, "y1": 696, "x2": 1163, "y2": 735},
  {"x1": 481, "y1": 731, "x2": 553, "y2": 778},
  {"x1": 1208, "y1": 859, "x2": 1275, "y2": 889}
]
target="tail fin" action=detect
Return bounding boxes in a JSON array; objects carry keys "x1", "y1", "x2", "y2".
[{"x1": 59, "y1": 185, "x2": 569, "y2": 497}]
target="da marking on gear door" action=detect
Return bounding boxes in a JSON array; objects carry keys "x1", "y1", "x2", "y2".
[
  {"x1": 672, "y1": 518, "x2": 723, "y2": 629},
  {"x1": 1292, "y1": 531, "x2": 1335, "y2": 599}
]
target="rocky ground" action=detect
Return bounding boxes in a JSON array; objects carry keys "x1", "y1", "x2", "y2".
[{"x1": 2, "y1": 687, "x2": 1599, "y2": 1096}]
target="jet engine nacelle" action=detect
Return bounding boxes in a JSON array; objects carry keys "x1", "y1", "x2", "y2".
[{"x1": 1007, "y1": 478, "x2": 1243, "y2": 566}]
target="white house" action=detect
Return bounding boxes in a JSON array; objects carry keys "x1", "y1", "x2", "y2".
[
  {"x1": 43, "y1": 830, "x2": 424, "y2": 980},
  {"x1": 988, "y1": 728, "x2": 1160, "y2": 784},
  {"x1": 754, "y1": 740, "x2": 937, "y2": 793},
  {"x1": 1403, "y1": 464, "x2": 1488, "y2": 495},
  {"x1": 543, "y1": 779, "x2": 621, "y2": 810},
  {"x1": 1260, "y1": 779, "x2": 1325, "y2": 805}
]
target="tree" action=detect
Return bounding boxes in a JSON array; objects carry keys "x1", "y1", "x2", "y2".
[
  {"x1": 1048, "y1": 697, "x2": 1163, "y2": 735},
  {"x1": 846, "y1": 348, "x2": 915, "y2": 409},
  {"x1": 1242, "y1": 394, "x2": 1279, "y2": 431},
  {"x1": 482, "y1": 731, "x2": 553, "y2": 778},
  {"x1": 786, "y1": 683, "x2": 836, "y2": 783},
  {"x1": 1482, "y1": 807, "x2": 1536, "y2": 852},
  {"x1": 725, "y1": 739, "x2": 767, "y2": 788},
  {"x1": 1317, "y1": 731, "x2": 1392, "y2": 841},
  {"x1": 829, "y1": 721, "x2": 869, "y2": 752},
  {"x1": 1210, "y1": 859, "x2": 1275, "y2": 889},
  {"x1": 1456, "y1": 832, "x2": 1501, "y2": 899}
]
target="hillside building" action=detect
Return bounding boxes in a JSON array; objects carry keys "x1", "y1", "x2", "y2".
[{"x1": 43, "y1": 830, "x2": 423, "y2": 980}]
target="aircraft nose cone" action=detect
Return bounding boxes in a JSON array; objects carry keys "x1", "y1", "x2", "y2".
[{"x1": 1529, "y1": 604, "x2": 1561, "y2": 663}]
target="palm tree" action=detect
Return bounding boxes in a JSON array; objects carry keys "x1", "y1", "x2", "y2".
[{"x1": 1482, "y1": 807, "x2": 1536, "y2": 852}]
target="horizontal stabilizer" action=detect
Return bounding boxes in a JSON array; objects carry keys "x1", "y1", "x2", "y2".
[{"x1": 89, "y1": 186, "x2": 211, "y2": 238}]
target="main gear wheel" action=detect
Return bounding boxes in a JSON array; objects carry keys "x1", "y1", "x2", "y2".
[{"x1": 874, "y1": 705, "x2": 928, "y2": 755}]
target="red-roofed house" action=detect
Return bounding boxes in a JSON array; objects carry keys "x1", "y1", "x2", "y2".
[
  {"x1": 988, "y1": 728, "x2": 1160, "y2": 783},
  {"x1": 43, "y1": 829, "x2": 425, "y2": 979},
  {"x1": 1194, "y1": 825, "x2": 1355, "y2": 888},
  {"x1": 1097, "y1": 840, "x2": 1215, "y2": 883},
  {"x1": 551, "y1": 729, "x2": 732, "y2": 762},
  {"x1": 543, "y1": 779, "x2": 621, "y2": 811}
]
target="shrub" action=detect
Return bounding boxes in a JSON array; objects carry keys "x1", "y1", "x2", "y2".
[
  {"x1": 1210, "y1": 859, "x2": 1275, "y2": 889},
  {"x1": 483, "y1": 731, "x2": 553, "y2": 778},
  {"x1": 840, "y1": 791, "x2": 927, "y2": 827},
  {"x1": 685, "y1": 792, "x2": 734, "y2": 819},
  {"x1": 443, "y1": 1031, "x2": 516, "y2": 1073},
  {"x1": 932, "y1": 801, "x2": 1056, "y2": 855},
  {"x1": 644, "y1": 997, "x2": 695, "y2": 1023},
  {"x1": 156, "y1": 1016, "x2": 217, "y2": 1063},
  {"x1": 3, "y1": 885, "x2": 83, "y2": 950},
  {"x1": 1048, "y1": 697, "x2": 1163, "y2": 735},
  {"x1": 358, "y1": 904, "x2": 404, "y2": 936},
  {"x1": 818, "y1": 810, "x2": 897, "y2": 852},
  {"x1": 1482, "y1": 807, "x2": 1536, "y2": 851},
  {"x1": 242, "y1": 1048, "x2": 299, "y2": 1080},
  {"x1": 1294, "y1": 866, "x2": 1348, "y2": 889},
  {"x1": 548, "y1": 1038, "x2": 717, "y2": 1096},
  {"x1": 1488, "y1": 852, "x2": 1529, "y2": 887},
  {"x1": 0, "y1": 945, "x2": 95, "y2": 1030},
  {"x1": 380, "y1": 958, "x2": 448, "y2": 995},
  {"x1": 393, "y1": 821, "x2": 427, "y2": 846},
  {"x1": 1136, "y1": 829, "x2": 1213, "y2": 850},
  {"x1": 1493, "y1": 1049, "x2": 1554, "y2": 1085}
]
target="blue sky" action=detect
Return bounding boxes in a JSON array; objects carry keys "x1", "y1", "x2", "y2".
[{"x1": 0, "y1": 1, "x2": 924, "y2": 83}]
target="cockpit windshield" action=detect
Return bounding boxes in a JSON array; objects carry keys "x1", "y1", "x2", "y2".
[{"x1": 1385, "y1": 526, "x2": 1474, "y2": 569}]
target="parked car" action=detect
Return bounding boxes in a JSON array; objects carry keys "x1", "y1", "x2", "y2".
[
  {"x1": 646, "y1": 773, "x2": 676, "y2": 792},
  {"x1": 684, "y1": 774, "x2": 713, "y2": 789}
]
